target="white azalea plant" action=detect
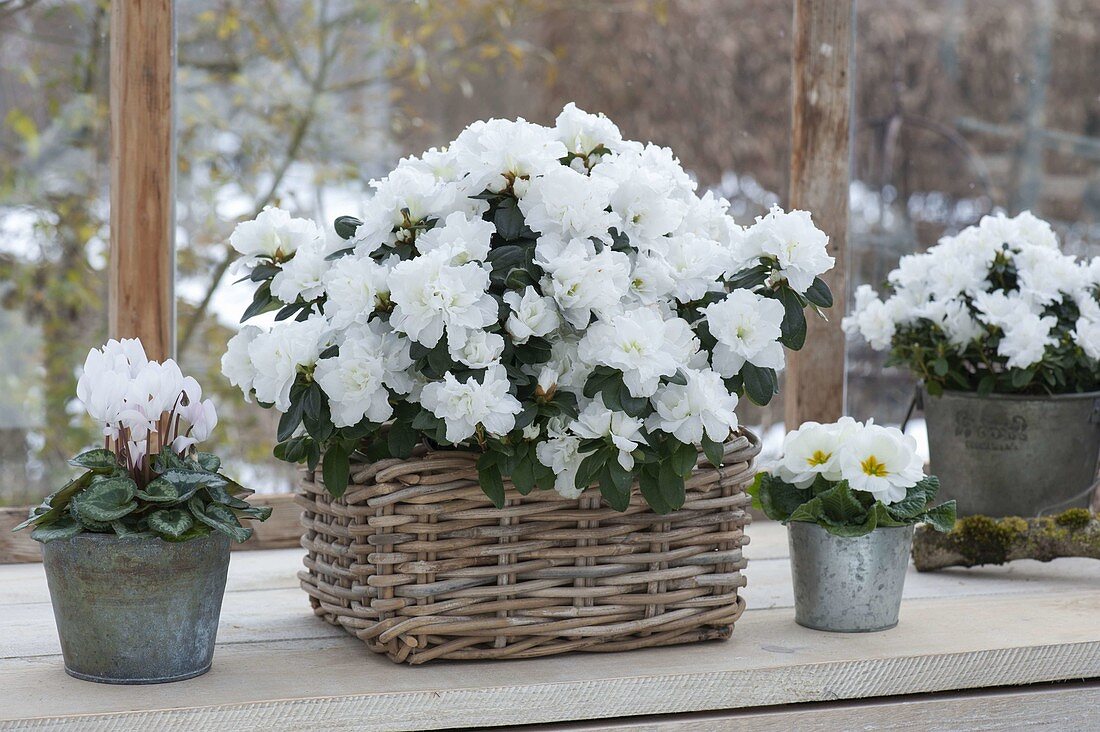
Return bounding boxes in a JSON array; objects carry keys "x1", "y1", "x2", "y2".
[
  {"x1": 221, "y1": 105, "x2": 835, "y2": 512},
  {"x1": 844, "y1": 211, "x2": 1100, "y2": 396},
  {"x1": 16, "y1": 339, "x2": 271, "y2": 543},
  {"x1": 750, "y1": 419, "x2": 956, "y2": 536}
]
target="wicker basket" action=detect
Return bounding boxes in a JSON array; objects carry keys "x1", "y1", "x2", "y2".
[{"x1": 296, "y1": 428, "x2": 760, "y2": 664}]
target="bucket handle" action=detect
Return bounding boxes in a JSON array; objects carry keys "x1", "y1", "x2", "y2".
[{"x1": 900, "y1": 384, "x2": 922, "y2": 434}]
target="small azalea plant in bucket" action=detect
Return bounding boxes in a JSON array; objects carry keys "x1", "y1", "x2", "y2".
[
  {"x1": 14, "y1": 339, "x2": 270, "y2": 684},
  {"x1": 750, "y1": 418, "x2": 955, "y2": 632},
  {"x1": 16, "y1": 338, "x2": 271, "y2": 543},
  {"x1": 220, "y1": 104, "x2": 837, "y2": 514},
  {"x1": 843, "y1": 210, "x2": 1100, "y2": 517}
]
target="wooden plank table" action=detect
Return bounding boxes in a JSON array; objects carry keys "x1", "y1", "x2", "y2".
[{"x1": 2, "y1": 521, "x2": 1099, "y2": 731}]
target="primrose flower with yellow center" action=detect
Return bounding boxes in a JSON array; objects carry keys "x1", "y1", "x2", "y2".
[
  {"x1": 772, "y1": 417, "x2": 860, "y2": 487},
  {"x1": 837, "y1": 424, "x2": 925, "y2": 504}
]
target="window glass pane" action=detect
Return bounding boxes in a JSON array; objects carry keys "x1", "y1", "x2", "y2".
[
  {"x1": 848, "y1": 1, "x2": 1100, "y2": 437},
  {"x1": 175, "y1": 0, "x2": 794, "y2": 491},
  {"x1": 0, "y1": 1, "x2": 109, "y2": 505}
]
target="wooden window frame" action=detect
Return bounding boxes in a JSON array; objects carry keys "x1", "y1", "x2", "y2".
[{"x1": 0, "y1": 1, "x2": 850, "y2": 562}]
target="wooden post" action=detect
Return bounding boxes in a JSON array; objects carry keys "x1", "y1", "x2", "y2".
[
  {"x1": 785, "y1": 0, "x2": 853, "y2": 427},
  {"x1": 109, "y1": 0, "x2": 175, "y2": 360}
]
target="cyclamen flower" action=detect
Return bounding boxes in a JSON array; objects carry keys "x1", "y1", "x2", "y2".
[
  {"x1": 504, "y1": 286, "x2": 561, "y2": 344},
  {"x1": 837, "y1": 423, "x2": 924, "y2": 504},
  {"x1": 578, "y1": 307, "x2": 698, "y2": 398},
  {"x1": 388, "y1": 251, "x2": 497, "y2": 348},
  {"x1": 570, "y1": 401, "x2": 646, "y2": 471},
  {"x1": 420, "y1": 366, "x2": 522, "y2": 443},
  {"x1": 704, "y1": 290, "x2": 785, "y2": 377},
  {"x1": 647, "y1": 369, "x2": 738, "y2": 445},
  {"x1": 743, "y1": 205, "x2": 834, "y2": 294},
  {"x1": 229, "y1": 206, "x2": 322, "y2": 265}
]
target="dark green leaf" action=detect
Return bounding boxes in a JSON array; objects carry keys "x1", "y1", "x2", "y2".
[
  {"x1": 656, "y1": 460, "x2": 687, "y2": 512},
  {"x1": 477, "y1": 460, "x2": 506, "y2": 508},
  {"x1": 322, "y1": 442, "x2": 351, "y2": 498},
  {"x1": 804, "y1": 277, "x2": 833, "y2": 308},
  {"x1": 886, "y1": 476, "x2": 938, "y2": 520},
  {"x1": 741, "y1": 363, "x2": 777, "y2": 406},
  {"x1": 599, "y1": 460, "x2": 634, "y2": 512},
  {"x1": 778, "y1": 286, "x2": 807, "y2": 350},
  {"x1": 817, "y1": 482, "x2": 866, "y2": 524},
  {"x1": 277, "y1": 389, "x2": 307, "y2": 442},
  {"x1": 241, "y1": 282, "x2": 277, "y2": 322},
  {"x1": 334, "y1": 215, "x2": 363, "y2": 240},
  {"x1": 669, "y1": 440, "x2": 698, "y2": 477},
  {"x1": 701, "y1": 435, "x2": 726, "y2": 467}
]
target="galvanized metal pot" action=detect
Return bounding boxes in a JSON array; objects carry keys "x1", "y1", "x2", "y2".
[
  {"x1": 41, "y1": 532, "x2": 230, "y2": 684},
  {"x1": 922, "y1": 388, "x2": 1100, "y2": 517},
  {"x1": 788, "y1": 522, "x2": 913, "y2": 633}
]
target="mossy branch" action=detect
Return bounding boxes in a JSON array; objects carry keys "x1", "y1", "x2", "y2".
[{"x1": 912, "y1": 509, "x2": 1100, "y2": 571}]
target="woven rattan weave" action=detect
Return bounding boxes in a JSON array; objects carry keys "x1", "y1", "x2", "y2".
[{"x1": 296, "y1": 429, "x2": 760, "y2": 664}]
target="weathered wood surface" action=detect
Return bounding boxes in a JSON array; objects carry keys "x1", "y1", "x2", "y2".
[
  {"x1": 785, "y1": 0, "x2": 853, "y2": 426},
  {"x1": 0, "y1": 493, "x2": 302, "y2": 565},
  {"x1": 581, "y1": 681, "x2": 1100, "y2": 731},
  {"x1": 2, "y1": 521, "x2": 1099, "y2": 731},
  {"x1": 108, "y1": 0, "x2": 174, "y2": 359}
]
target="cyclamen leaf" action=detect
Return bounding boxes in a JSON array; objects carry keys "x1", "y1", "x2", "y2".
[
  {"x1": 136, "y1": 477, "x2": 181, "y2": 504},
  {"x1": 195, "y1": 452, "x2": 221, "y2": 473},
  {"x1": 70, "y1": 477, "x2": 139, "y2": 522},
  {"x1": 31, "y1": 516, "x2": 83, "y2": 543},
  {"x1": 69, "y1": 449, "x2": 118, "y2": 472},
  {"x1": 148, "y1": 509, "x2": 194, "y2": 539}
]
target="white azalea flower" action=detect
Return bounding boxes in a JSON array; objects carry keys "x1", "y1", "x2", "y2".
[
  {"x1": 270, "y1": 240, "x2": 329, "y2": 303},
  {"x1": 448, "y1": 330, "x2": 505, "y2": 369},
  {"x1": 247, "y1": 318, "x2": 330, "y2": 411},
  {"x1": 647, "y1": 368, "x2": 738, "y2": 444},
  {"x1": 388, "y1": 250, "x2": 497, "y2": 348},
  {"x1": 504, "y1": 286, "x2": 562, "y2": 344},
  {"x1": 539, "y1": 238, "x2": 631, "y2": 328},
  {"x1": 450, "y1": 117, "x2": 567, "y2": 194},
  {"x1": 221, "y1": 326, "x2": 263, "y2": 401},
  {"x1": 742, "y1": 205, "x2": 833, "y2": 294},
  {"x1": 315, "y1": 343, "x2": 393, "y2": 428},
  {"x1": 842, "y1": 285, "x2": 896, "y2": 352},
  {"x1": 578, "y1": 308, "x2": 698, "y2": 398},
  {"x1": 322, "y1": 256, "x2": 393, "y2": 331},
  {"x1": 569, "y1": 401, "x2": 646, "y2": 471},
  {"x1": 998, "y1": 312, "x2": 1057, "y2": 370},
  {"x1": 535, "y1": 427, "x2": 585, "y2": 499},
  {"x1": 229, "y1": 206, "x2": 322, "y2": 264},
  {"x1": 519, "y1": 165, "x2": 617, "y2": 240},
  {"x1": 837, "y1": 423, "x2": 924, "y2": 504},
  {"x1": 554, "y1": 102, "x2": 626, "y2": 158},
  {"x1": 652, "y1": 233, "x2": 728, "y2": 303},
  {"x1": 415, "y1": 211, "x2": 496, "y2": 264},
  {"x1": 627, "y1": 254, "x2": 676, "y2": 304},
  {"x1": 703, "y1": 290, "x2": 785, "y2": 376},
  {"x1": 420, "y1": 365, "x2": 521, "y2": 443}
]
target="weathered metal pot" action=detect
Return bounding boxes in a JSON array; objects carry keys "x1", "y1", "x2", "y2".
[
  {"x1": 922, "y1": 388, "x2": 1100, "y2": 517},
  {"x1": 788, "y1": 522, "x2": 913, "y2": 633},
  {"x1": 41, "y1": 532, "x2": 230, "y2": 684}
]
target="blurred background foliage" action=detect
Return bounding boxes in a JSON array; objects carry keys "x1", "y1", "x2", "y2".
[{"x1": 1, "y1": 0, "x2": 1098, "y2": 503}]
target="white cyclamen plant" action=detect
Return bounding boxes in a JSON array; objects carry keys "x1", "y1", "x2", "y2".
[
  {"x1": 15, "y1": 339, "x2": 271, "y2": 543},
  {"x1": 750, "y1": 418, "x2": 956, "y2": 536},
  {"x1": 844, "y1": 211, "x2": 1100, "y2": 396},
  {"x1": 221, "y1": 104, "x2": 835, "y2": 512}
]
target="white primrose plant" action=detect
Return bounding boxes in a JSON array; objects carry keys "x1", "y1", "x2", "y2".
[
  {"x1": 750, "y1": 418, "x2": 956, "y2": 536},
  {"x1": 16, "y1": 339, "x2": 271, "y2": 543},
  {"x1": 844, "y1": 210, "x2": 1100, "y2": 397},
  {"x1": 221, "y1": 105, "x2": 835, "y2": 512}
]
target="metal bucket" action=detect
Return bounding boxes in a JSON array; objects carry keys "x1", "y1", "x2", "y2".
[
  {"x1": 922, "y1": 388, "x2": 1100, "y2": 517},
  {"x1": 788, "y1": 522, "x2": 913, "y2": 633},
  {"x1": 41, "y1": 532, "x2": 230, "y2": 684}
]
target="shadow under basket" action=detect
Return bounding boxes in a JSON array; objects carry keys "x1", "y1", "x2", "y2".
[{"x1": 296, "y1": 429, "x2": 760, "y2": 664}]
